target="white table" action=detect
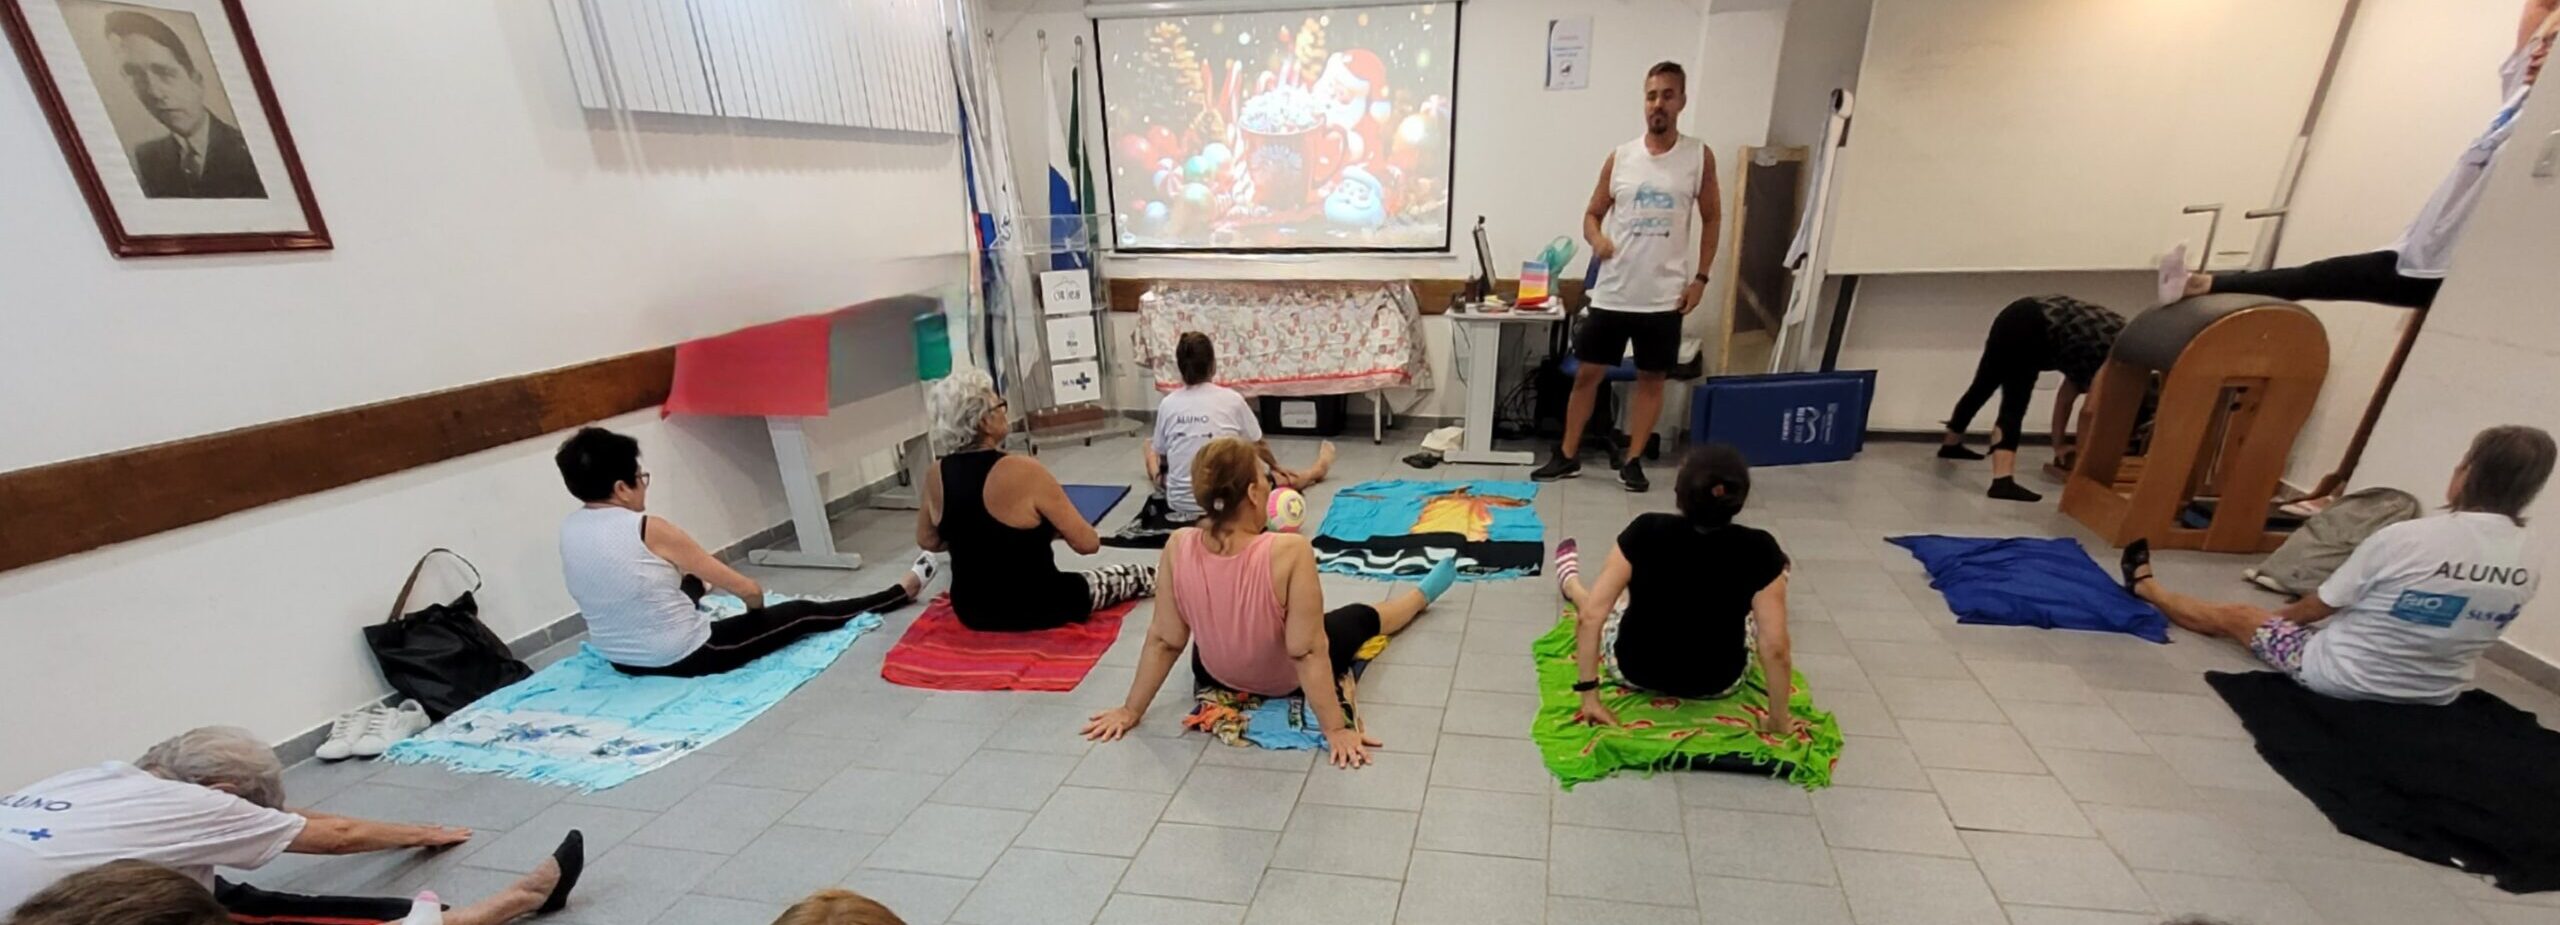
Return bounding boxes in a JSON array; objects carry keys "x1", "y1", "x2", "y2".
[{"x1": 1446, "y1": 307, "x2": 1564, "y2": 465}]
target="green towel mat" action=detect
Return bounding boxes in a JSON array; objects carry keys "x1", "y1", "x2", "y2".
[{"x1": 1532, "y1": 609, "x2": 1843, "y2": 790}]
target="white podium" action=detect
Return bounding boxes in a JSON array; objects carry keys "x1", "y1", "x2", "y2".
[{"x1": 1446, "y1": 307, "x2": 1564, "y2": 465}]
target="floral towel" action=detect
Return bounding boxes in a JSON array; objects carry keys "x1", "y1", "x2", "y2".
[
  {"x1": 1183, "y1": 636, "x2": 1389, "y2": 750},
  {"x1": 1532, "y1": 609, "x2": 1842, "y2": 790},
  {"x1": 1134, "y1": 280, "x2": 1425, "y2": 397},
  {"x1": 382, "y1": 594, "x2": 876, "y2": 792}
]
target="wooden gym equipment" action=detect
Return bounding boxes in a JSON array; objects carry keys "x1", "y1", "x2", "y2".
[{"x1": 2062, "y1": 294, "x2": 2328, "y2": 554}]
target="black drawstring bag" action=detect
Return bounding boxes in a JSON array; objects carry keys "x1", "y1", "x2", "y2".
[{"x1": 363, "y1": 549, "x2": 531, "y2": 720}]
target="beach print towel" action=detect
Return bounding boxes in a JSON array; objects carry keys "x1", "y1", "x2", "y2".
[
  {"x1": 880, "y1": 593, "x2": 1140, "y2": 691},
  {"x1": 1185, "y1": 635, "x2": 1390, "y2": 750},
  {"x1": 1313, "y1": 479, "x2": 1543, "y2": 581},
  {"x1": 1532, "y1": 609, "x2": 1842, "y2": 790},
  {"x1": 382, "y1": 594, "x2": 875, "y2": 792}
]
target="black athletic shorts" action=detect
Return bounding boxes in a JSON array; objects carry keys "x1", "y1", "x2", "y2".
[
  {"x1": 1573, "y1": 307, "x2": 1682, "y2": 373},
  {"x1": 1191, "y1": 604, "x2": 1382, "y2": 695}
]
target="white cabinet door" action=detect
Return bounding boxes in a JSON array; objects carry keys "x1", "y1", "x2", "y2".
[{"x1": 1827, "y1": 0, "x2": 2349, "y2": 274}]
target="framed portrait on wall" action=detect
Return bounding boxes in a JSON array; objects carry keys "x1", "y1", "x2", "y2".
[{"x1": 3, "y1": 0, "x2": 327, "y2": 256}]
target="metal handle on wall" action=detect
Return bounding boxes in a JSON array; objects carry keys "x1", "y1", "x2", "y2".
[
  {"x1": 2241, "y1": 207, "x2": 2290, "y2": 272},
  {"x1": 2181, "y1": 203, "x2": 2225, "y2": 274}
]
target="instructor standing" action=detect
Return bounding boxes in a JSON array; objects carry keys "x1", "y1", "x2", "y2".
[{"x1": 1535, "y1": 61, "x2": 1720, "y2": 492}]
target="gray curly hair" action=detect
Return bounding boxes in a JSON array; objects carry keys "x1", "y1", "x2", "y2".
[
  {"x1": 927, "y1": 368, "x2": 1004, "y2": 455},
  {"x1": 135, "y1": 726, "x2": 287, "y2": 809}
]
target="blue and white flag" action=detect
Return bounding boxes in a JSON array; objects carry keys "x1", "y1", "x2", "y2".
[{"x1": 1044, "y1": 49, "x2": 1088, "y2": 271}]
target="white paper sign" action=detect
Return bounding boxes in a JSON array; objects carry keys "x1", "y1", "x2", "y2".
[
  {"x1": 1050, "y1": 360, "x2": 1102, "y2": 405},
  {"x1": 1546, "y1": 17, "x2": 1592, "y2": 91},
  {"x1": 1039, "y1": 269, "x2": 1094, "y2": 316},
  {"x1": 1046, "y1": 315, "x2": 1098, "y2": 361}
]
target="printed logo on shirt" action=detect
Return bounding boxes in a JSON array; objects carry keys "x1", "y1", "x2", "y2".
[
  {"x1": 2430, "y1": 560, "x2": 2532, "y2": 586},
  {"x1": 0, "y1": 795, "x2": 72, "y2": 813},
  {"x1": 2466, "y1": 603, "x2": 2524, "y2": 628},
  {"x1": 1631, "y1": 184, "x2": 1678, "y2": 211},
  {"x1": 6, "y1": 827, "x2": 53, "y2": 842},
  {"x1": 2387, "y1": 590, "x2": 2470, "y2": 628}
]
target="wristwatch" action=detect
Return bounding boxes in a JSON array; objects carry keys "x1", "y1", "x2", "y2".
[
  {"x1": 1692, "y1": 272, "x2": 1711, "y2": 286},
  {"x1": 1572, "y1": 679, "x2": 1601, "y2": 693}
]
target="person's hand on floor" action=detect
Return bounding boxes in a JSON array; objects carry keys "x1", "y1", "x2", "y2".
[
  {"x1": 414, "y1": 825, "x2": 473, "y2": 848},
  {"x1": 1573, "y1": 696, "x2": 1621, "y2": 728},
  {"x1": 1081, "y1": 707, "x2": 1141, "y2": 742},
  {"x1": 1323, "y1": 727, "x2": 1379, "y2": 769}
]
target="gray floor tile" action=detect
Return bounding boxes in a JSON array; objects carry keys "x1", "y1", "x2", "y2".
[
  {"x1": 1069, "y1": 735, "x2": 1206, "y2": 794},
  {"x1": 1382, "y1": 630, "x2": 1463, "y2": 668},
  {"x1": 1963, "y1": 831, "x2": 2154, "y2": 912},
  {"x1": 2473, "y1": 901, "x2": 2559, "y2": 925},
  {"x1": 625, "y1": 782, "x2": 803, "y2": 854},
  {"x1": 1097, "y1": 894, "x2": 1248, "y2": 925},
  {"x1": 1676, "y1": 771, "x2": 1814, "y2": 814},
  {"x1": 852, "y1": 721, "x2": 1000, "y2": 775},
  {"x1": 1438, "y1": 689, "x2": 1540, "y2": 738},
  {"x1": 1820, "y1": 689, "x2": 1901, "y2": 738},
  {"x1": 1414, "y1": 786, "x2": 1549, "y2": 859},
  {"x1": 989, "y1": 701, "x2": 1104, "y2": 757},
  {"x1": 931, "y1": 749, "x2": 1082, "y2": 811},
  {"x1": 2098, "y1": 689, "x2": 2249, "y2": 740},
  {"x1": 1964, "y1": 658, "x2": 2100, "y2": 705},
  {"x1": 910, "y1": 691, "x2": 1029, "y2": 727},
  {"x1": 1396, "y1": 851, "x2": 1545, "y2": 925},
  {"x1": 2144, "y1": 732, "x2": 2291, "y2": 792},
  {"x1": 1362, "y1": 664, "x2": 1456, "y2": 708},
  {"x1": 1898, "y1": 719, "x2": 2047, "y2": 773},
  {"x1": 460, "y1": 803, "x2": 657, "y2": 874},
  {"x1": 1452, "y1": 651, "x2": 1541, "y2": 695},
  {"x1": 1548, "y1": 773, "x2": 1682, "y2": 833},
  {"x1": 863, "y1": 803, "x2": 1032, "y2": 879},
  {"x1": 950, "y1": 848, "x2": 1127, "y2": 925},
  {"x1": 1271, "y1": 805, "x2": 1418, "y2": 879},
  {"x1": 1831, "y1": 849, "x2": 2006, "y2": 925},
  {"x1": 1810, "y1": 786, "x2": 1967, "y2": 858},
  {"x1": 696, "y1": 825, "x2": 882, "y2": 902},
  {"x1": 565, "y1": 753, "x2": 739, "y2": 812},
  {"x1": 1245, "y1": 869, "x2": 1403, "y2": 925},
  {"x1": 1121, "y1": 823, "x2": 1280, "y2": 905},
  {"x1": 2000, "y1": 907, "x2": 2160, "y2": 925},
  {"x1": 1685, "y1": 807, "x2": 1835, "y2": 886},
  {"x1": 1829, "y1": 735, "x2": 1933, "y2": 791},
  {"x1": 1425, "y1": 734, "x2": 1551, "y2": 794},
  {"x1": 2083, "y1": 804, "x2": 2259, "y2": 875},
  {"x1": 714, "y1": 733, "x2": 873, "y2": 791},
  {"x1": 1796, "y1": 653, "x2": 1876, "y2": 695},
  {"x1": 1164, "y1": 766, "x2": 1308, "y2": 830},
  {"x1": 782, "y1": 766, "x2": 946, "y2": 834},
  {"x1": 1460, "y1": 617, "x2": 1549, "y2": 656},
  {"x1": 1298, "y1": 750, "x2": 1434, "y2": 811},
  {"x1": 838, "y1": 870, "x2": 979, "y2": 925},
  {"x1": 1873, "y1": 675, "x2": 2008, "y2": 723},
  {"x1": 1551, "y1": 825, "x2": 1692, "y2": 906},
  {"x1": 1927, "y1": 769, "x2": 2093, "y2": 836},
  {"x1": 551, "y1": 844, "x2": 723, "y2": 925},
  {"x1": 2138, "y1": 870, "x2": 2325, "y2": 925},
  {"x1": 2038, "y1": 748, "x2": 2200, "y2": 809},
  {"x1": 2279, "y1": 855, "x2": 2493, "y2": 925},
  {"x1": 1548, "y1": 896, "x2": 1702, "y2": 925},
  {"x1": 1692, "y1": 876, "x2": 1852, "y2": 925},
  {"x1": 1015, "y1": 785, "x2": 1169, "y2": 857},
  {"x1": 2001, "y1": 701, "x2": 2152, "y2": 754},
  {"x1": 1199, "y1": 742, "x2": 1319, "y2": 772},
  {"x1": 1358, "y1": 704, "x2": 1446, "y2": 754},
  {"x1": 650, "y1": 894, "x2": 787, "y2": 925},
  {"x1": 1847, "y1": 640, "x2": 1973, "y2": 680}
]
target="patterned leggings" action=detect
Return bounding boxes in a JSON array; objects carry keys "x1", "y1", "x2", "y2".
[{"x1": 1083, "y1": 563, "x2": 1158, "y2": 610}]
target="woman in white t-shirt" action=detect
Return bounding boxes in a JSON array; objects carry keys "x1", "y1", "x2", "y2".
[
  {"x1": 1142, "y1": 333, "x2": 1335, "y2": 522},
  {"x1": 2121, "y1": 426, "x2": 2554, "y2": 704}
]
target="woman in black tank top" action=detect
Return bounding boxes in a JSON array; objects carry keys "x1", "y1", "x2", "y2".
[{"x1": 921, "y1": 372, "x2": 1155, "y2": 631}]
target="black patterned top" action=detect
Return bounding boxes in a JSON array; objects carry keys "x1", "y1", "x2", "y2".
[{"x1": 2035, "y1": 295, "x2": 2126, "y2": 389}]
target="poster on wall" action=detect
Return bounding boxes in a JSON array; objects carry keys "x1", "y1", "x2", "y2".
[
  {"x1": 1095, "y1": 2, "x2": 1459, "y2": 253},
  {"x1": 1545, "y1": 17, "x2": 1590, "y2": 90},
  {"x1": 1045, "y1": 314, "x2": 1097, "y2": 361},
  {"x1": 1038, "y1": 268, "x2": 1094, "y2": 315},
  {"x1": 2, "y1": 0, "x2": 329, "y2": 256},
  {"x1": 1049, "y1": 359, "x2": 1102, "y2": 405}
]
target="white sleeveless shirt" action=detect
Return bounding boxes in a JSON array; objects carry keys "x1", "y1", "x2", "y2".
[
  {"x1": 1590, "y1": 134, "x2": 1708, "y2": 314},
  {"x1": 559, "y1": 506, "x2": 707, "y2": 667}
]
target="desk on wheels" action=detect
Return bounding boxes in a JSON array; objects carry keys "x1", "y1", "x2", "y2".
[{"x1": 1446, "y1": 308, "x2": 1563, "y2": 465}]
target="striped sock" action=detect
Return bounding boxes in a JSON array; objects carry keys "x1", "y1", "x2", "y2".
[{"x1": 1553, "y1": 539, "x2": 1580, "y2": 596}]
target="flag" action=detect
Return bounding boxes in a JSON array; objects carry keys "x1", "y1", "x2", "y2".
[
  {"x1": 1069, "y1": 50, "x2": 1097, "y2": 258},
  {"x1": 1044, "y1": 49, "x2": 1088, "y2": 271}
]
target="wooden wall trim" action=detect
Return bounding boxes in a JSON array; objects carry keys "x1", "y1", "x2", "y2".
[
  {"x1": 1106, "y1": 277, "x2": 1587, "y2": 314},
  {"x1": 0, "y1": 348, "x2": 675, "y2": 574}
]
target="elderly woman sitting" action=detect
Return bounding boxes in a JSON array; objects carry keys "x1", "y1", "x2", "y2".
[
  {"x1": 0, "y1": 727, "x2": 580, "y2": 925},
  {"x1": 918, "y1": 369, "x2": 1155, "y2": 631}
]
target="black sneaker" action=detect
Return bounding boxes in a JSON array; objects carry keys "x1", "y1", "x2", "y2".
[
  {"x1": 1619, "y1": 459, "x2": 1650, "y2": 492},
  {"x1": 1531, "y1": 453, "x2": 1582, "y2": 482}
]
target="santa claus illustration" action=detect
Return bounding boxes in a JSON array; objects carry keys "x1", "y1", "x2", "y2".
[{"x1": 1313, "y1": 49, "x2": 1391, "y2": 170}]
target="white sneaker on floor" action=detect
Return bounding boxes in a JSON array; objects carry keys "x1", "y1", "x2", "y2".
[
  {"x1": 315, "y1": 706, "x2": 379, "y2": 761},
  {"x1": 353, "y1": 700, "x2": 429, "y2": 758}
]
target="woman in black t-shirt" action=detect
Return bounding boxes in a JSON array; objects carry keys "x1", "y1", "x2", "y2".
[{"x1": 1553, "y1": 444, "x2": 1804, "y2": 734}]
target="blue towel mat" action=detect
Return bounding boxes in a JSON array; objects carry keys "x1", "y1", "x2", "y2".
[
  {"x1": 382, "y1": 594, "x2": 879, "y2": 791},
  {"x1": 1063, "y1": 483, "x2": 1131, "y2": 525},
  {"x1": 1887, "y1": 535, "x2": 2170, "y2": 643}
]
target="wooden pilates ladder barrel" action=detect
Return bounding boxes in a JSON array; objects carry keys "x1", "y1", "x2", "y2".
[{"x1": 2061, "y1": 293, "x2": 2329, "y2": 554}]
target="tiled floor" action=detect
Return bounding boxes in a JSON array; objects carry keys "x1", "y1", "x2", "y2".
[{"x1": 253, "y1": 437, "x2": 2560, "y2": 925}]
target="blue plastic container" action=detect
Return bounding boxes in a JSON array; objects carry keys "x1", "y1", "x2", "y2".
[{"x1": 1689, "y1": 371, "x2": 1876, "y2": 466}]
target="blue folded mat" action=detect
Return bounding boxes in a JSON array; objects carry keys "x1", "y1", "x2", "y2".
[
  {"x1": 1887, "y1": 535, "x2": 2169, "y2": 643},
  {"x1": 1063, "y1": 483, "x2": 1131, "y2": 525}
]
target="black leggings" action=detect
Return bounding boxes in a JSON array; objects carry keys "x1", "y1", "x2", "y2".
[
  {"x1": 1190, "y1": 604, "x2": 1383, "y2": 695},
  {"x1": 217, "y1": 878, "x2": 413, "y2": 923},
  {"x1": 2207, "y1": 250, "x2": 2441, "y2": 310},
  {"x1": 614, "y1": 582, "x2": 911, "y2": 678},
  {"x1": 1947, "y1": 300, "x2": 2053, "y2": 453}
]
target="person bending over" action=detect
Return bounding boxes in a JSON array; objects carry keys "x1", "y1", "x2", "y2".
[
  {"x1": 1082, "y1": 436, "x2": 1460, "y2": 768},
  {"x1": 2122, "y1": 425, "x2": 2552, "y2": 704},
  {"x1": 2162, "y1": 1, "x2": 2557, "y2": 310},
  {"x1": 920, "y1": 369, "x2": 1155, "y2": 631},
  {"x1": 1938, "y1": 295, "x2": 2125, "y2": 503},
  {"x1": 0, "y1": 727, "x2": 578, "y2": 925},
  {"x1": 555, "y1": 428, "x2": 931, "y2": 677},
  {"x1": 1555, "y1": 444, "x2": 1804, "y2": 735},
  {"x1": 1145, "y1": 332, "x2": 1336, "y2": 524},
  {"x1": 1534, "y1": 60, "x2": 1722, "y2": 493}
]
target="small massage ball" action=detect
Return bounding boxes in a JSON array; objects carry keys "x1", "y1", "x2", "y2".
[{"x1": 1266, "y1": 487, "x2": 1307, "y2": 533}]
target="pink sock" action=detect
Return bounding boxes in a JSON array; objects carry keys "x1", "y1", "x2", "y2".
[{"x1": 1554, "y1": 539, "x2": 1580, "y2": 595}]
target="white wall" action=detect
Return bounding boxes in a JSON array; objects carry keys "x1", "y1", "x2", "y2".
[
  {"x1": 2272, "y1": 0, "x2": 2520, "y2": 488},
  {"x1": 1834, "y1": 271, "x2": 2157, "y2": 431},
  {"x1": 992, "y1": 0, "x2": 1713, "y2": 418},
  {"x1": 1693, "y1": 4, "x2": 1792, "y2": 354},
  {"x1": 1764, "y1": 0, "x2": 1867, "y2": 149},
  {"x1": 2351, "y1": 83, "x2": 2560, "y2": 663},
  {"x1": 0, "y1": 0, "x2": 966, "y2": 783}
]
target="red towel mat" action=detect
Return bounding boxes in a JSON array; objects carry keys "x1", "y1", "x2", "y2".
[
  {"x1": 881, "y1": 594, "x2": 1139, "y2": 692},
  {"x1": 663, "y1": 312, "x2": 835, "y2": 418}
]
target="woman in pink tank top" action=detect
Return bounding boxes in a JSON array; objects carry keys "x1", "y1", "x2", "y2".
[{"x1": 1081, "y1": 437, "x2": 1460, "y2": 769}]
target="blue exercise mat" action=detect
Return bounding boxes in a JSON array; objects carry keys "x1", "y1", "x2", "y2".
[
  {"x1": 1063, "y1": 483, "x2": 1131, "y2": 525},
  {"x1": 1887, "y1": 535, "x2": 2170, "y2": 643}
]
